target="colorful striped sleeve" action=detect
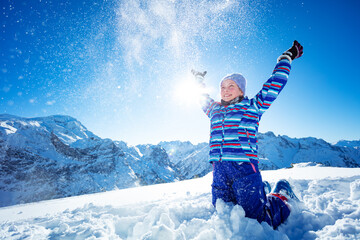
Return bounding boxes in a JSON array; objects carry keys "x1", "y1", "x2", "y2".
[
  {"x1": 253, "y1": 59, "x2": 291, "y2": 115},
  {"x1": 201, "y1": 93, "x2": 219, "y2": 118}
]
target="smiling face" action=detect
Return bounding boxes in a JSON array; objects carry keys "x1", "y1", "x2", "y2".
[{"x1": 221, "y1": 79, "x2": 243, "y2": 102}]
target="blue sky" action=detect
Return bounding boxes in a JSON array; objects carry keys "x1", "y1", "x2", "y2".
[{"x1": 1, "y1": 0, "x2": 360, "y2": 145}]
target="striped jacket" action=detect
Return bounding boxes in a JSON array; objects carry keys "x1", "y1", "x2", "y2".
[{"x1": 202, "y1": 59, "x2": 291, "y2": 163}]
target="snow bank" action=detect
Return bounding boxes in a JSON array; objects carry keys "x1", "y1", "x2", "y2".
[{"x1": 1, "y1": 165, "x2": 360, "y2": 239}]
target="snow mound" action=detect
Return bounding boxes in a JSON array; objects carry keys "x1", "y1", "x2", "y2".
[
  {"x1": 350, "y1": 179, "x2": 360, "y2": 200},
  {"x1": 1, "y1": 165, "x2": 360, "y2": 239}
]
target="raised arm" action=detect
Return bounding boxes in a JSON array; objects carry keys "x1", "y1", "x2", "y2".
[
  {"x1": 253, "y1": 40, "x2": 303, "y2": 115},
  {"x1": 191, "y1": 69, "x2": 219, "y2": 118}
]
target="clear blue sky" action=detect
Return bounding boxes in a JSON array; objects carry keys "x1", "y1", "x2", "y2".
[{"x1": 1, "y1": 0, "x2": 360, "y2": 145}]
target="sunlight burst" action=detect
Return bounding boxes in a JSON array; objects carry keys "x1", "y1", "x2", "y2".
[{"x1": 172, "y1": 74, "x2": 208, "y2": 106}]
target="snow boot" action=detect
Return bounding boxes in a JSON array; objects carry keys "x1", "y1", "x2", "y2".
[
  {"x1": 263, "y1": 181, "x2": 271, "y2": 195},
  {"x1": 271, "y1": 179, "x2": 299, "y2": 201}
]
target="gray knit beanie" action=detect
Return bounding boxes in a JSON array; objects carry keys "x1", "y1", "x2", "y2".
[{"x1": 221, "y1": 73, "x2": 246, "y2": 95}]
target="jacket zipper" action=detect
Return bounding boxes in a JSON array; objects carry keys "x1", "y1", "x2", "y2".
[
  {"x1": 246, "y1": 129, "x2": 255, "y2": 154},
  {"x1": 219, "y1": 107, "x2": 227, "y2": 162}
]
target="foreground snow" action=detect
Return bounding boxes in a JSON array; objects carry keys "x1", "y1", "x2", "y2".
[{"x1": 1, "y1": 164, "x2": 360, "y2": 239}]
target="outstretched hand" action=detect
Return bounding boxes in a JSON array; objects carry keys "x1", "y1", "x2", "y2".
[
  {"x1": 285, "y1": 40, "x2": 304, "y2": 60},
  {"x1": 191, "y1": 69, "x2": 207, "y2": 78}
]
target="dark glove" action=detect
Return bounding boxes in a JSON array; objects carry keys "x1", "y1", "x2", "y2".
[
  {"x1": 191, "y1": 69, "x2": 207, "y2": 78},
  {"x1": 284, "y1": 40, "x2": 304, "y2": 60}
]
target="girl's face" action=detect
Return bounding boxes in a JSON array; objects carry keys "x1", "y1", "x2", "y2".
[{"x1": 221, "y1": 79, "x2": 243, "y2": 102}]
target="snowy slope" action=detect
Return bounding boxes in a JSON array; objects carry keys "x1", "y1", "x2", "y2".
[{"x1": 0, "y1": 164, "x2": 359, "y2": 239}]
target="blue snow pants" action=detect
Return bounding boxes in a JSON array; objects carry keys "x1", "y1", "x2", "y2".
[{"x1": 212, "y1": 160, "x2": 290, "y2": 229}]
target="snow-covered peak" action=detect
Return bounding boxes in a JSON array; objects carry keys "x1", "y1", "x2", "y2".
[
  {"x1": 0, "y1": 114, "x2": 98, "y2": 145},
  {"x1": 335, "y1": 139, "x2": 360, "y2": 149},
  {"x1": 0, "y1": 114, "x2": 180, "y2": 207},
  {"x1": 257, "y1": 131, "x2": 360, "y2": 169},
  {"x1": 35, "y1": 115, "x2": 98, "y2": 144}
]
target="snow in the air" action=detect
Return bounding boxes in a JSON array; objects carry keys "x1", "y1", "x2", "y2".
[{"x1": 1, "y1": 163, "x2": 360, "y2": 239}]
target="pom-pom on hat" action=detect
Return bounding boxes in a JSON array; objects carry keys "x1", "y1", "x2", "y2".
[{"x1": 221, "y1": 73, "x2": 246, "y2": 95}]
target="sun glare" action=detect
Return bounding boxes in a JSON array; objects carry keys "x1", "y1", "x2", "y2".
[{"x1": 173, "y1": 75, "x2": 208, "y2": 106}]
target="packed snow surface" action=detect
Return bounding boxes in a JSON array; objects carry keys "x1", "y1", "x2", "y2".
[{"x1": 1, "y1": 164, "x2": 360, "y2": 239}]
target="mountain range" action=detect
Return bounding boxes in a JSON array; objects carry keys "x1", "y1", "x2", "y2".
[{"x1": 0, "y1": 114, "x2": 359, "y2": 207}]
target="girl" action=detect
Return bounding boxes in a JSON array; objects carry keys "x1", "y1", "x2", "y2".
[{"x1": 193, "y1": 41, "x2": 303, "y2": 229}]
